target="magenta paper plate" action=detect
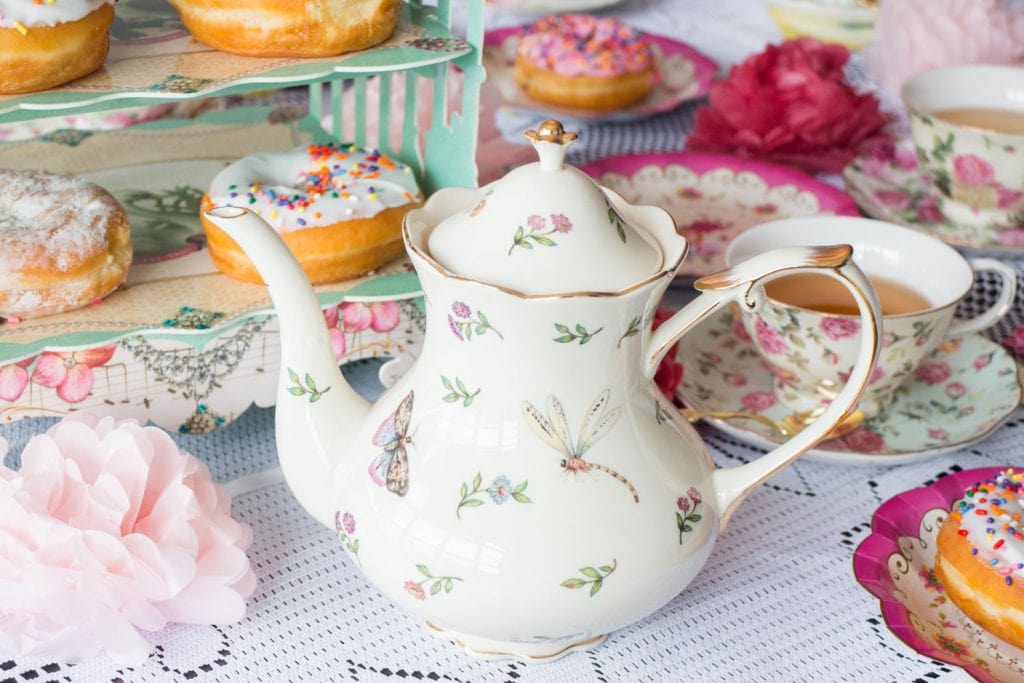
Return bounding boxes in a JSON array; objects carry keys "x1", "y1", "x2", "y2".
[
  {"x1": 581, "y1": 151, "x2": 860, "y2": 278},
  {"x1": 483, "y1": 26, "x2": 717, "y2": 122},
  {"x1": 853, "y1": 468, "x2": 1024, "y2": 682}
]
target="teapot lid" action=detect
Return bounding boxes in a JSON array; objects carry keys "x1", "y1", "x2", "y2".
[{"x1": 426, "y1": 121, "x2": 662, "y2": 295}]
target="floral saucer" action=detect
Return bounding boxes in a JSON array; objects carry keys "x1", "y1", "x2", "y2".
[
  {"x1": 844, "y1": 138, "x2": 1024, "y2": 254},
  {"x1": 583, "y1": 152, "x2": 860, "y2": 278},
  {"x1": 854, "y1": 468, "x2": 1024, "y2": 682},
  {"x1": 483, "y1": 27, "x2": 717, "y2": 123},
  {"x1": 675, "y1": 309, "x2": 1022, "y2": 465}
]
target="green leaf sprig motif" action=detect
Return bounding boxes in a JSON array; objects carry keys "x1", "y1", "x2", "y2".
[
  {"x1": 561, "y1": 559, "x2": 617, "y2": 597},
  {"x1": 618, "y1": 316, "x2": 642, "y2": 348},
  {"x1": 441, "y1": 376, "x2": 480, "y2": 407},
  {"x1": 286, "y1": 368, "x2": 331, "y2": 402},
  {"x1": 676, "y1": 487, "x2": 703, "y2": 544},
  {"x1": 334, "y1": 511, "x2": 361, "y2": 568},
  {"x1": 607, "y1": 203, "x2": 627, "y2": 243},
  {"x1": 554, "y1": 323, "x2": 603, "y2": 345},
  {"x1": 457, "y1": 473, "x2": 530, "y2": 518},
  {"x1": 403, "y1": 565, "x2": 463, "y2": 600},
  {"x1": 508, "y1": 213, "x2": 573, "y2": 255}
]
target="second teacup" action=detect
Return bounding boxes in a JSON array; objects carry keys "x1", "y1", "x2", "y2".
[
  {"x1": 903, "y1": 64, "x2": 1024, "y2": 231},
  {"x1": 725, "y1": 216, "x2": 1017, "y2": 419}
]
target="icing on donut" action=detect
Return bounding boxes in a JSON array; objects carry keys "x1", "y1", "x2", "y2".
[
  {"x1": 206, "y1": 143, "x2": 422, "y2": 233},
  {"x1": 517, "y1": 14, "x2": 654, "y2": 78},
  {"x1": 951, "y1": 469, "x2": 1024, "y2": 585},
  {"x1": 0, "y1": 0, "x2": 114, "y2": 30}
]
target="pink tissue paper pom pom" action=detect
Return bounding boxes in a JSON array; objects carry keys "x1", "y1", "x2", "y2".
[
  {"x1": 0, "y1": 413, "x2": 256, "y2": 666},
  {"x1": 863, "y1": 0, "x2": 1024, "y2": 94}
]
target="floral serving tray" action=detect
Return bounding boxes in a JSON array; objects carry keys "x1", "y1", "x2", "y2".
[
  {"x1": 582, "y1": 152, "x2": 860, "y2": 278},
  {"x1": 854, "y1": 468, "x2": 1024, "y2": 682},
  {"x1": 0, "y1": 108, "x2": 425, "y2": 433},
  {"x1": 483, "y1": 26, "x2": 717, "y2": 123},
  {"x1": 0, "y1": 0, "x2": 469, "y2": 123},
  {"x1": 487, "y1": 0, "x2": 626, "y2": 13},
  {"x1": 844, "y1": 138, "x2": 1024, "y2": 255},
  {"x1": 675, "y1": 309, "x2": 1022, "y2": 465}
]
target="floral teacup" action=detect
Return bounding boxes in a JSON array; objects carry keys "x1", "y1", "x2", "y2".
[
  {"x1": 725, "y1": 216, "x2": 1017, "y2": 419},
  {"x1": 903, "y1": 65, "x2": 1024, "y2": 230}
]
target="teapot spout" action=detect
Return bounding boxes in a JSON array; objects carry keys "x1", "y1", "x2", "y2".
[{"x1": 203, "y1": 207, "x2": 370, "y2": 527}]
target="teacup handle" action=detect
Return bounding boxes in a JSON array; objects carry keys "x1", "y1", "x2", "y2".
[
  {"x1": 644, "y1": 245, "x2": 882, "y2": 529},
  {"x1": 945, "y1": 258, "x2": 1018, "y2": 338}
]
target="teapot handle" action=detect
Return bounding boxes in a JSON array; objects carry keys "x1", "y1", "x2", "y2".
[{"x1": 644, "y1": 245, "x2": 882, "y2": 529}]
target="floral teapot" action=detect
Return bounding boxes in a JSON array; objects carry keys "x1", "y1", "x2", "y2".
[{"x1": 203, "y1": 121, "x2": 882, "y2": 660}]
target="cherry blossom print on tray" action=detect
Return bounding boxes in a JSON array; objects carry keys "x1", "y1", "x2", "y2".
[
  {"x1": 483, "y1": 26, "x2": 717, "y2": 123},
  {"x1": 676, "y1": 310, "x2": 1022, "y2": 465},
  {"x1": 583, "y1": 152, "x2": 859, "y2": 278},
  {"x1": 844, "y1": 137, "x2": 1024, "y2": 253},
  {"x1": 854, "y1": 468, "x2": 1024, "y2": 683}
]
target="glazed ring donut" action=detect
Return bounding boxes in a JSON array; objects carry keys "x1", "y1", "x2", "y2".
[
  {"x1": 514, "y1": 14, "x2": 657, "y2": 111},
  {"x1": 935, "y1": 469, "x2": 1024, "y2": 649},
  {"x1": 0, "y1": 1, "x2": 115, "y2": 94},
  {"x1": 167, "y1": 0, "x2": 402, "y2": 58},
  {"x1": 200, "y1": 143, "x2": 423, "y2": 285},
  {"x1": 0, "y1": 169, "x2": 132, "y2": 320}
]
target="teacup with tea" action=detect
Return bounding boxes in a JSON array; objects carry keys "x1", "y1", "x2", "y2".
[
  {"x1": 725, "y1": 216, "x2": 1017, "y2": 419},
  {"x1": 903, "y1": 64, "x2": 1024, "y2": 230}
]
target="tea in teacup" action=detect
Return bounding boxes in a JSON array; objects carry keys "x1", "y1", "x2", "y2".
[
  {"x1": 932, "y1": 108, "x2": 1024, "y2": 135},
  {"x1": 726, "y1": 216, "x2": 1017, "y2": 419},
  {"x1": 764, "y1": 273, "x2": 930, "y2": 316}
]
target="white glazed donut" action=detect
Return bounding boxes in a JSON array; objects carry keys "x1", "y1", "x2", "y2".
[{"x1": 201, "y1": 143, "x2": 423, "y2": 284}]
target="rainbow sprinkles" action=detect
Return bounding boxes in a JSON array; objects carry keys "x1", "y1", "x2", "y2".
[
  {"x1": 517, "y1": 14, "x2": 655, "y2": 78},
  {"x1": 950, "y1": 468, "x2": 1024, "y2": 585}
]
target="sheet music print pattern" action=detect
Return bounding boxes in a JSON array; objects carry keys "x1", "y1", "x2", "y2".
[
  {"x1": 522, "y1": 390, "x2": 639, "y2": 503},
  {"x1": 369, "y1": 391, "x2": 415, "y2": 496}
]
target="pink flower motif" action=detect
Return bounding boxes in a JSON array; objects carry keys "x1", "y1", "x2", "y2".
[
  {"x1": 342, "y1": 512, "x2": 356, "y2": 536},
  {"x1": 450, "y1": 301, "x2": 472, "y2": 319},
  {"x1": 874, "y1": 189, "x2": 911, "y2": 209},
  {"x1": 997, "y1": 185, "x2": 1023, "y2": 209},
  {"x1": 1003, "y1": 323, "x2": 1024, "y2": 355},
  {"x1": 894, "y1": 147, "x2": 919, "y2": 170},
  {"x1": 527, "y1": 214, "x2": 545, "y2": 231},
  {"x1": 550, "y1": 213, "x2": 573, "y2": 233},
  {"x1": 997, "y1": 228, "x2": 1024, "y2": 247},
  {"x1": 687, "y1": 220, "x2": 725, "y2": 234},
  {"x1": 707, "y1": 353, "x2": 723, "y2": 363},
  {"x1": 404, "y1": 580, "x2": 426, "y2": 600},
  {"x1": 31, "y1": 345, "x2": 117, "y2": 403},
  {"x1": 0, "y1": 413, "x2": 255, "y2": 664},
  {"x1": 870, "y1": 366, "x2": 886, "y2": 385},
  {"x1": 915, "y1": 361, "x2": 952, "y2": 385},
  {"x1": 323, "y1": 307, "x2": 346, "y2": 360},
  {"x1": 448, "y1": 315, "x2": 464, "y2": 341},
  {"x1": 740, "y1": 390, "x2": 776, "y2": 412},
  {"x1": 368, "y1": 301, "x2": 400, "y2": 332},
  {"x1": 754, "y1": 318, "x2": 788, "y2": 355},
  {"x1": 726, "y1": 374, "x2": 748, "y2": 387},
  {"x1": 842, "y1": 427, "x2": 886, "y2": 453},
  {"x1": 677, "y1": 496, "x2": 690, "y2": 512},
  {"x1": 928, "y1": 429, "x2": 950, "y2": 440},
  {"x1": 0, "y1": 357, "x2": 33, "y2": 401},
  {"x1": 687, "y1": 486, "x2": 702, "y2": 504},
  {"x1": 945, "y1": 381, "x2": 966, "y2": 398},
  {"x1": 953, "y1": 154, "x2": 995, "y2": 186},
  {"x1": 733, "y1": 318, "x2": 752, "y2": 342},
  {"x1": 323, "y1": 304, "x2": 339, "y2": 329},
  {"x1": 341, "y1": 302, "x2": 373, "y2": 331},
  {"x1": 915, "y1": 196, "x2": 944, "y2": 223},
  {"x1": 820, "y1": 317, "x2": 860, "y2": 340},
  {"x1": 974, "y1": 354, "x2": 992, "y2": 371},
  {"x1": 881, "y1": 332, "x2": 897, "y2": 348}
]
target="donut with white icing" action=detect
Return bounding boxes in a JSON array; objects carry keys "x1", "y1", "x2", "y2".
[
  {"x1": 513, "y1": 14, "x2": 657, "y2": 111},
  {"x1": 0, "y1": 0, "x2": 116, "y2": 94},
  {"x1": 935, "y1": 469, "x2": 1024, "y2": 648},
  {"x1": 167, "y1": 0, "x2": 401, "y2": 58},
  {"x1": 0, "y1": 169, "x2": 131, "y2": 320},
  {"x1": 200, "y1": 143, "x2": 423, "y2": 285}
]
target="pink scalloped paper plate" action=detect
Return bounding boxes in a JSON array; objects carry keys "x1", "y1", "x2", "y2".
[
  {"x1": 854, "y1": 468, "x2": 1024, "y2": 682},
  {"x1": 483, "y1": 26, "x2": 717, "y2": 122},
  {"x1": 582, "y1": 152, "x2": 861, "y2": 278}
]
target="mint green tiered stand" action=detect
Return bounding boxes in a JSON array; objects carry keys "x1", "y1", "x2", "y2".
[{"x1": 0, "y1": 0, "x2": 485, "y2": 433}]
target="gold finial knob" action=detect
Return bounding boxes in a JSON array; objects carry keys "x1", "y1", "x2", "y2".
[{"x1": 524, "y1": 120, "x2": 578, "y2": 145}]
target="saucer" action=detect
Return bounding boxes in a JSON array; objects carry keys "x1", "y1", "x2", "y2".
[
  {"x1": 487, "y1": 0, "x2": 626, "y2": 14},
  {"x1": 483, "y1": 27, "x2": 717, "y2": 123},
  {"x1": 854, "y1": 468, "x2": 1024, "y2": 682},
  {"x1": 675, "y1": 309, "x2": 1022, "y2": 465},
  {"x1": 582, "y1": 152, "x2": 860, "y2": 278},
  {"x1": 844, "y1": 138, "x2": 1024, "y2": 255}
]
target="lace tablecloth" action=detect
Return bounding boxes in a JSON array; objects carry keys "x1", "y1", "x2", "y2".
[{"x1": 2, "y1": 1, "x2": 1018, "y2": 681}]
